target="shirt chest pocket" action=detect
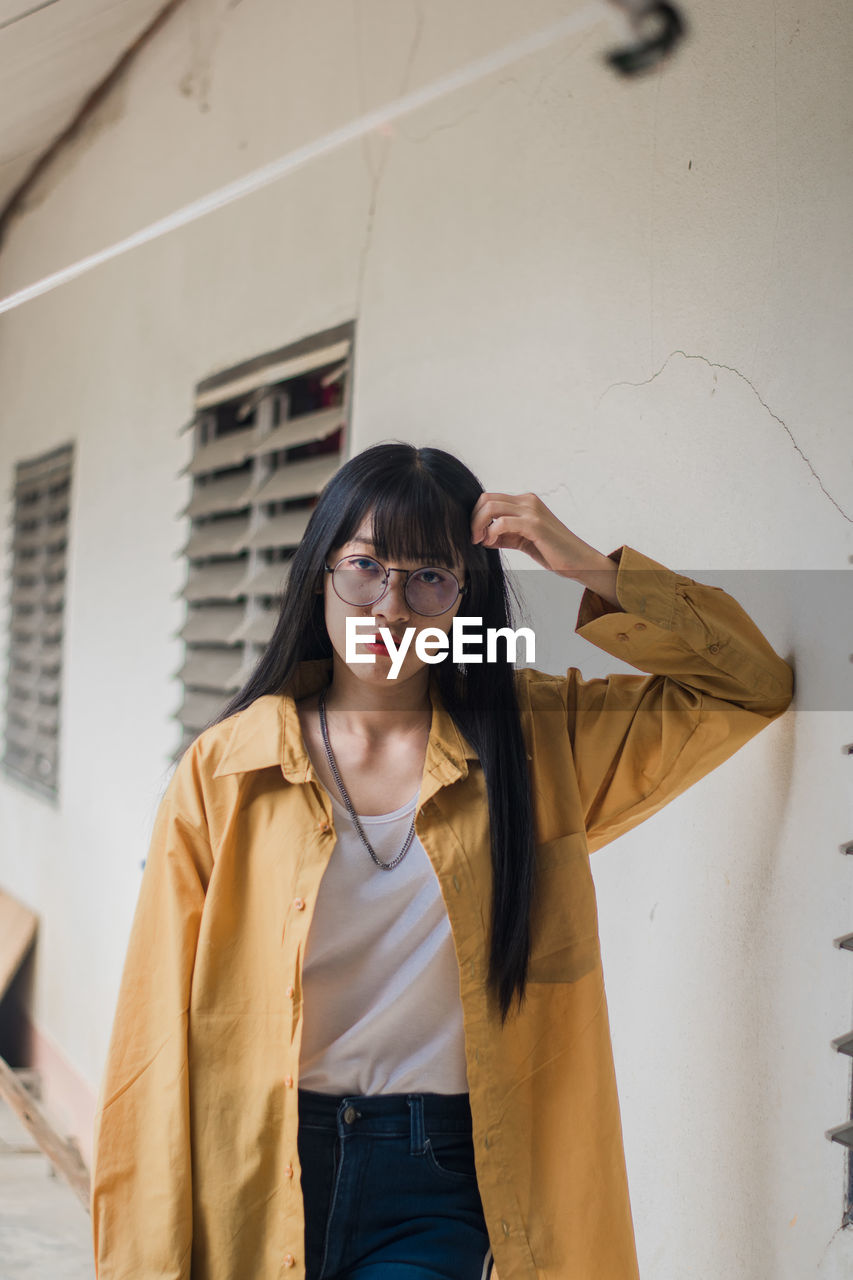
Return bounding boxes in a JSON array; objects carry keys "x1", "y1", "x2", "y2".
[{"x1": 527, "y1": 832, "x2": 601, "y2": 983}]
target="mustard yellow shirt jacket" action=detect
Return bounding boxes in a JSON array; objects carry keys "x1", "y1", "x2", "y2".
[{"x1": 90, "y1": 545, "x2": 794, "y2": 1280}]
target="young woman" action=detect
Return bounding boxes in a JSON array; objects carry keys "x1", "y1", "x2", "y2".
[{"x1": 90, "y1": 442, "x2": 793, "y2": 1280}]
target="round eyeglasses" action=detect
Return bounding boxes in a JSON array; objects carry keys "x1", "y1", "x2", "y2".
[{"x1": 324, "y1": 555, "x2": 467, "y2": 617}]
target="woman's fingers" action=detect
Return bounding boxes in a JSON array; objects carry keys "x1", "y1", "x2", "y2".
[
  {"x1": 470, "y1": 492, "x2": 593, "y2": 575},
  {"x1": 470, "y1": 490, "x2": 615, "y2": 585},
  {"x1": 473, "y1": 513, "x2": 552, "y2": 566},
  {"x1": 470, "y1": 492, "x2": 536, "y2": 543}
]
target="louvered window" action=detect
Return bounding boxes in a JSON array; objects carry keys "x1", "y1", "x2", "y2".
[
  {"x1": 3, "y1": 443, "x2": 73, "y2": 798},
  {"x1": 174, "y1": 322, "x2": 354, "y2": 758},
  {"x1": 827, "y1": 803, "x2": 853, "y2": 1227}
]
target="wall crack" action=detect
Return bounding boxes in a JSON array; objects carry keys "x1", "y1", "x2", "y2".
[
  {"x1": 353, "y1": 0, "x2": 425, "y2": 316},
  {"x1": 599, "y1": 350, "x2": 852, "y2": 523}
]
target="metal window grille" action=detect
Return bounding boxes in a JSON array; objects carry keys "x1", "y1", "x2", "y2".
[
  {"x1": 3, "y1": 443, "x2": 73, "y2": 799},
  {"x1": 173, "y1": 322, "x2": 354, "y2": 759}
]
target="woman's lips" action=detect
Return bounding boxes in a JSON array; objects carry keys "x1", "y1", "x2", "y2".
[{"x1": 363, "y1": 634, "x2": 404, "y2": 654}]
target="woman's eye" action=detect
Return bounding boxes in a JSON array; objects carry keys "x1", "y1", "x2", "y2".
[{"x1": 351, "y1": 557, "x2": 378, "y2": 571}]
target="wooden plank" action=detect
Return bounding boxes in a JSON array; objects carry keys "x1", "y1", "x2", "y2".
[
  {"x1": 0, "y1": 888, "x2": 38, "y2": 1004},
  {"x1": 0, "y1": 1056, "x2": 90, "y2": 1209},
  {"x1": 0, "y1": 890, "x2": 90, "y2": 1205}
]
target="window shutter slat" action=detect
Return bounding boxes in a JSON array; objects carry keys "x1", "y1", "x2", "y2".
[
  {"x1": 9, "y1": 668, "x2": 40, "y2": 695},
  {"x1": 194, "y1": 338, "x2": 350, "y2": 409},
  {"x1": 251, "y1": 455, "x2": 338, "y2": 505},
  {"x1": 33, "y1": 734, "x2": 58, "y2": 769},
  {"x1": 10, "y1": 583, "x2": 43, "y2": 608},
  {"x1": 235, "y1": 607, "x2": 277, "y2": 645},
  {"x1": 46, "y1": 488, "x2": 70, "y2": 519},
  {"x1": 5, "y1": 720, "x2": 36, "y2": 752},
  {"x1": 6, "y1": 699, "x2": 34, "y2": 731},
  {"x1": 826, "y1": 1120, "x2": 853, "y2": 1148},
  {"x1": 178, "y1": 649, "x2": 245, "y2": 692},
  {"x1": 41, "y1": 618, "x2": 64, "y2": 644},
  {"x1": 181, "y1": 472, "x2": 256, "y2": 519},
  {"x1": 183, "y1": 562, "x2": 247, "y2": 602},
  {"x1": 14, "y1": 446, "x2": 72, "y2": 492},
  {"x1": 183, "y1": 515, "x2": 252, "y2": 558},
  {"x1": 244, "y1": 560, "x2": 291, "y2": 597},
  {"x1": 246, "y1": 509, "x2": 312, "y2": 551},
  {"x1": 10, "y1": 637, "x2": 40, "y2": 664},
  {"x1": 179, "y1": 604, "x2": 245, "y2": 645},
  {"x1": 34, "y1": 704, "x2": 60, "y2": 734},
  {"x1": 831, "y1": 1031, "x2": 853, "y2": 1057},
  {"x1": 187, "y1": 428, "x2": 259, "y2": 476},
  {"x1": 249, "y1": 406, "x2": 344, "y2": 457},
  {"x1": 13, "y1": 523, "x2": 67, "y2": 552},
  {"x1": 43, "y1": 549, "x2": 67, "y2": 577},
  {"x1": 320, "y1": 360, "x2": 349, "y2": 388}
]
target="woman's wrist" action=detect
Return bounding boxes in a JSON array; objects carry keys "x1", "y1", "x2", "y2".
[{"x1": 555, "y1": 541, "x2": 621, "y2": 609}]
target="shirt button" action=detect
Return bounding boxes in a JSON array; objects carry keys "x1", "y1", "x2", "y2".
[
  {"x1": 286, "y1": 985, "x2": 295, "y2": 999},
  {"x1": 283, "y1": 1254, "x2": 295, "y2": 1267},
  {"x1": 501, "y1": 1220, "x2": 510, "y2": 1236},
  {"x1": 616, "y1": 632, "x2": 629, "y2": 642},
  {"x1": 284, "y1": 1074, "x2": 294, "y2": 1087},
  {"x1": 293, "y1": 897, "x2": 306, "y2": 910},
  {"x1": 318, "y1": 820, "x2": 330, "y2": 832},
  {"x1": 284, "y1": 1163, "x2": 294, "y2": 1178},
  {"x1": 709, "y1": 643, "x2": 721, "y2": 654},
  {"x1": 634, "y1": 622, "x2": 647, "y2": 631}
]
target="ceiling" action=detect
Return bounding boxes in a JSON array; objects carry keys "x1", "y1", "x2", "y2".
[{"x1": 0, "y1": 0, "x2": 174, "y2": 220}]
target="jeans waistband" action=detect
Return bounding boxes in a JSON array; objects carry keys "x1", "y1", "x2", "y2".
[{"x1": 297, "y1": 1088, "x2": 473, "y2": 1137}]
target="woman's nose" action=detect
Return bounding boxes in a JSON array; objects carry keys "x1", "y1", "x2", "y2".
[{"x1": 372, "y1": 570, "x2": 410, "y2": 618}]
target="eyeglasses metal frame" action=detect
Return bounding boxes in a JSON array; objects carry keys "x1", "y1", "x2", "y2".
[{"x1": 324, "y1": 555, "x2": 468, "y2": 617}]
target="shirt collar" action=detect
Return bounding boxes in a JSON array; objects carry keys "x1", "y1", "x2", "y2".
[{"x1": 210, "y1": 657, "x2": 478, "y2": 785}]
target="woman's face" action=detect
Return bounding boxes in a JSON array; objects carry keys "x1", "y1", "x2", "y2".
[{"x1": 321, "y1": 515, "x2": 469, "y2": 689}]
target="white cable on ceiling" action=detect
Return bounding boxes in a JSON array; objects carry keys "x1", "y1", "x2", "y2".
[{"x1": 0, "y1": 4, "x2": 608, "y2": 318}]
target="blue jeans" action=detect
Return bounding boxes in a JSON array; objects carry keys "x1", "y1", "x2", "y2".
[{"x1": 297, "y1": 1088, "x2": 494, "y2": 1280}]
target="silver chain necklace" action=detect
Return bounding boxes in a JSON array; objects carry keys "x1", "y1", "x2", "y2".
[{"x1": 317, "y1": 687, "x2": 417, "y2": 872}]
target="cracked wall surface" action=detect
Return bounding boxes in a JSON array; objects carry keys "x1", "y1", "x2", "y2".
[
  {"x1": 600, "y1": 351, "x2": 853, "y2": 523},
  {"x1": 0, "y1": 1, "x2": 852, "y2": 1277}
]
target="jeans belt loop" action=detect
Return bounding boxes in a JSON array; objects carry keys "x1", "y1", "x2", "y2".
[{"x1": 406, "y1": 1094, "x2": 426, "y2": 1155}]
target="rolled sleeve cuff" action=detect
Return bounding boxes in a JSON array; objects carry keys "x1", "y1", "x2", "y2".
[{"x1": 576, "y1": 545, "x2": 679, "y2": 634}]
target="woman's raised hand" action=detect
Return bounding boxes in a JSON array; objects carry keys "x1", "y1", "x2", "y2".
[
  {"x1": 471, "y1": 492, "x2": 598, "y2": 576},
  {"x1": 470, "y1": 491, "x2": 622, "y2": 606}
]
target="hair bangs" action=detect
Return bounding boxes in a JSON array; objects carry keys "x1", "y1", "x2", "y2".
[{"x1": 331, "y1": 467, "x2": 471, "y2": 570}]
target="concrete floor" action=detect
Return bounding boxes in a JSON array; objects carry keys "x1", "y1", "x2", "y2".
[{"x1": 0, "y1": 1094, "x2": 94, "y2": 1280}]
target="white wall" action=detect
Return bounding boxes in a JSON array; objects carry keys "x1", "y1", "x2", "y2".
[{"x1": 0, "y1": 0, "x2": 851, "y2": 1274}]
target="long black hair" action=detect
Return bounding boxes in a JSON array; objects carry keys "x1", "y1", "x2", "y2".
[{"x1": 208, "y1": 441, "x2": 536, "y2": 1024}]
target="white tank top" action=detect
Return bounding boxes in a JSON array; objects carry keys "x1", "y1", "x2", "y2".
[{"x1": 298, "y1": 786, "x2": 470, "y2": 1095}]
